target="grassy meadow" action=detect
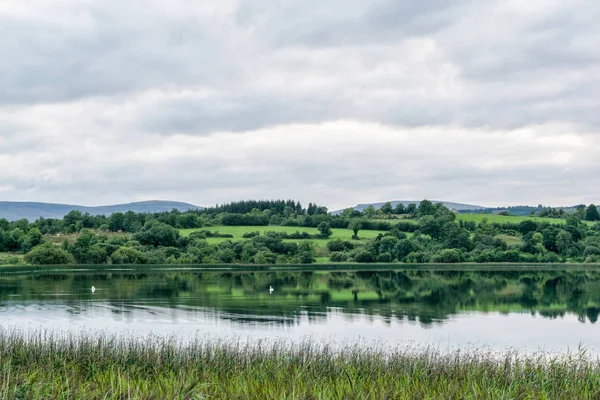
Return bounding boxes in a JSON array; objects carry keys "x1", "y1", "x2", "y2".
[
  {"x1": 380, "y1": 213, "x2": 574, "y2": 225},
  {"x1": 179, "y1": 225, "x2": 390, "y2": 245},
  {"x1": 1, "y1": 330, "x2": 599, "y2": 399},
  {"x1": 456, "y1": 213, "x2": 570, "y2": 224}
]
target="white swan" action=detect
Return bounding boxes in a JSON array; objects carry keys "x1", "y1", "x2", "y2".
[
  {"x1": 269, "y1": 286, "x2": 274, "y2": 294},
  {"x1": 91, "y1": 286, "x2": 96, "y2": 293}
]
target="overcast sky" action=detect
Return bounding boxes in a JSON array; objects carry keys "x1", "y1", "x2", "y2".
[{"x1": 1, "y1": 0, "x2": 599, "y2": 210}]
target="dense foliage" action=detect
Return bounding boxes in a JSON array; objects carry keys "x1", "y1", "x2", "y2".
[{"x1": 1, "y1": 199, "x2": 600, "y2": 265}]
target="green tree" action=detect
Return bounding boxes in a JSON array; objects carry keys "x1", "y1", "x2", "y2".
[
  {"x1": 378, "y1": 236, "x2": 399, "y2": 255},
  {"x1": 555, "y1": 230, "x2": 574, "y2": 255},
  {"x1": 393, "y1": 203, "x2": 406, "y2": 215},
  {"x1": 69, "y1": 229, "x2": 96, "y2": 263},
  {"x1": 108, "y1": 212, "x2": 125, "y2": 232},
  {"x1": 23, "y1": 228, "x2": 44, "y2": 252},
  {"x1": 418, "y1": 216, "x2": 442, "y2": 239},
  {"x1": 433, "y1": 249, "x2": 462, "y2": 263},
  {"x1": 111, "y1": 247, "x2": 148, "y2": 264},
  {"x1": 575, "y1": 204, "x2": 586, "y2": 219},
  {"x1": 216, "y1": 248, "x2": 236, "y2": 263},
  {"x1": 253, "y1": 250, "x2": 276, "y2": 264},
  {"x1": 6, "y1": 228, "x2": 26, "y2": 252},
  {"x1": 394, "y1": 239, "x2": 422, "y2": 260},
  {"x1": 585, "y1": 204, "x2": 600, "y2": 221},
  {"x1": 133, "y1": 222, "x2": 180, "y2": 247},
  {"x1": 364, "y1": 205, "x2": 377, "y2": 218},
  {"x1": 85, "y1": 245, "x2": 109, "y2": 264},
  {"x1": 349, "y1": 220, "x2": 362, "y2": 238},
  {"x1": 418, "y1": 200, "x2": 436, "y2": 216},
  {"x1": 317, "y1": 222, "x2": 333, "y2": 239},
  {"x1": 354, "y1": 250, "x2": 375, "y2": 263},
  {"x1": 25, "y1": 243, "x2": 73, "y2": 265},
  {"x1": 518, "y1": 220, "x2": 538, "y2": 235},
  {"x1": 298, "y1": 251, "x2": 315, "y2": 264},
  {"x1": 380, "y1": 202, "x2": 393, "y2": 216}
]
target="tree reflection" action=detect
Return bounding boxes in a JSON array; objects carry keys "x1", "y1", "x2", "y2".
[{"x1": 2, "y1": 269, "x2": 600, "y2": 325}]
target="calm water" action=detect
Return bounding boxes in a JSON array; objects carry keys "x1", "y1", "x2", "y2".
[{"x1": 2, "y1": 268, "x2": 600, "y2": 352}]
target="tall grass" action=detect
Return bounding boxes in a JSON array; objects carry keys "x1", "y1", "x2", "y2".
[{"x1": 1, "y1": 329, "x2": 600, "y2": 399}]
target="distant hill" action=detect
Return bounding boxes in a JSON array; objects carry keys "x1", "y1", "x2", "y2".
[
  {"x1": 0, "y1": 201, "x2": 202, "y2": 222},
  {"x1": 332, "y1": 200, "x2": 486, "y2": 215}
]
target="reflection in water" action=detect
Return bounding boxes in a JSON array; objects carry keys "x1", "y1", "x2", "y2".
[{"x1": 2, "y1": 269, "x2": 600, "y2": 351}]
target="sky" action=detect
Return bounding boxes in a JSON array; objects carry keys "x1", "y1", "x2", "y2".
[{"x1": 1, "y1": 0, "x2": 599, "y2": 210}]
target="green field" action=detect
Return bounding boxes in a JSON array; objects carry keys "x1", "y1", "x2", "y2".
[
  {"x1": 180, "y1": 225, "x2": 389, "y2": 245},
  {"x1": 383, "y1": 214, "x2": 570, "y2": 225},
  {"x1": 494, "y1": 234, "x2": 524, "y2": 247},
  {"x1": 380, "y1": 213, "x2": 584, "y2": 225},
  {"x1": 456, "y1": 214, "x2": 569, "y2": 224}
]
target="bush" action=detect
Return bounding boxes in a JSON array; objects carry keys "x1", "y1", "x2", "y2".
[
  {"x1": 221, "y1": 213, "x2": 269, "y2": 226},
  {"x1": 354, "y1": 250, "x2": 375, "y2": 263},
  {"x1": 403, "y1": 251, "x2": 431, "y2": 263},
  {"x1": 242, "y1": 231, "x2": 260, "y2": 239},
  {"x1": 317, "y1": 222, "x2": 333, "y2": 239},
  {"x1": 298, "y1": 251, "x2": 315, "y2": 264},
  {"x1": 110, "y1": 247, "x2": 149, "y2": 264},
  {"x1": 327, "y1": 240, "x2": 354, "y2": 252},
  {"x1": 432, "y1": 249, "x2": 462, "y2": 263},
  {"x1": 329, "y1": 252, "x2": 348, "y2": 262},
  {"x1": 377, "y1": 252, "x2": 393, "y2": 263},
  {"x1": 542, "y1": 252, "x2": 561, "y2": 263},
  {"x1": 0, "y1": 255, "x2": 22, "y2": 265},
  {"x1": 189, "y1": 230, "x2": 234, "y2": 239},
  {"x1": 24, "y1": 243, "x2": 74, "y2": 265}
]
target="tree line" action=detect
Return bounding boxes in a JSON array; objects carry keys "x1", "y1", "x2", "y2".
[{"x1": 1, "y1": 199, "x2": 600, "y2": 266}]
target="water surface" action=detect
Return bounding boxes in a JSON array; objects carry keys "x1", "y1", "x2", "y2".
[{"x1": 2, "y1": 268, "x2": 600, "y2": 352}]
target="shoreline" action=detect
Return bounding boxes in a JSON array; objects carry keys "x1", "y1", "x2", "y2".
[{"x1": 2, "y1": 262, "x2": 600, "y2": 275}]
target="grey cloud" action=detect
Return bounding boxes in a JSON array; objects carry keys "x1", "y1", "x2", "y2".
[
  {"x1": 237, "y1": 0, "x2": 473, "y2": 47},
  {"x1": 2, "y1": 0, "x2": 600, "y2": 132},
  {"x1": 141, "y1": 94, "x2": 336, "y2": 135},
  {"x1": 2, "y1": 0, "x2": 600, "y2": 208}
]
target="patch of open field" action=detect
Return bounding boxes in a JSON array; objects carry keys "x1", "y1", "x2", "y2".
[
  {"x1": 0, "y1": 252, "x2": 25, "y2": 265},
  {"x1": 494, "y1": 234, "x2": 524, "y2": 247},
  {"x1": 376, "y1": 214, "x2": 596, "y2": 226},
  {"x1": 180, "y1": 225, "x2": 389, "y2": 244},
  {"x1": 456, "y1": 214, "x2": 568, "y2": 224},
  {"x1": 43, "y1": 230, "x2": 131, "y2": 245}
]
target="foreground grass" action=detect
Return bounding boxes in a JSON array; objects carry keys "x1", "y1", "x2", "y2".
[{"x1": 2, "y1": 331, "x2": 600, "y2": 399}]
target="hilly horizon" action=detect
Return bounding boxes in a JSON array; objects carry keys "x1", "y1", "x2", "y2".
[{"x1": 0, "y1": 200, "x2": 202, "y2": 222}]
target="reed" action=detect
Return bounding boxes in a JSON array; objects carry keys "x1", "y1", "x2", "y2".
[{"x1": 1, "y1": 329, "x2": 599, "y2": 399}]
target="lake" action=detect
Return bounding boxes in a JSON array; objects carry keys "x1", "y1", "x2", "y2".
[{"x1": 2, "y1": 267, "x2": 600, "y2": 353}]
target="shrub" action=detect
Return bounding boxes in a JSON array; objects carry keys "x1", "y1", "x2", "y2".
[
  {"x1": 329, "y1": 252, "x2": 348, "y2": 262},
  {"x1": 377, "y1": 252, "x2": 393, "y2": 263},
  {"x1": 403, "y1": 251, "x2": 431, "y2": 263},
  {"x1": 242, "y1": 231, "x2": 260, "y2": 239},
  {"x1": 24, "y1": 243, "x2": 74, "y2": 265},
  {"x1": 327, "y1": 240, "x2": 354, "y2": 252},
  {"x1": 433, "y1": 249, "x2": 463, "y2": 263},
  {"x1": 354, "y1": 250, "x2": 375, "y2": 263},
  {"x1": 110, "y1": 247, "x2": 149, "y2": 264},
  {"x1": 298, "y1": 251, "x2": 315, "y2": 264}
]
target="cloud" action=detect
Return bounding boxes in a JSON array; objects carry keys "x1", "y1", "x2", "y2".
[
  {"x1": 1, "y1": 96, "x2": 599, "y2": 209},
  {"x1": 1, "y1": 0, "x2": 599, "y2": 208}
]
